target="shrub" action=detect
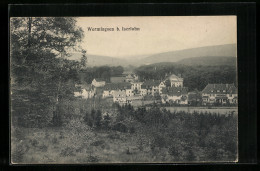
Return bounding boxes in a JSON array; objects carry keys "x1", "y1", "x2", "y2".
[
  {"x1": 129, "y1": 126, "x2": 136, "y2": 134},
  {"x1": 91, "y1": 140, "x2": 105, "y2": 147},
  {"x1": 52, "y1": 111, "x2": 62, "y2": 127},
  {"x1": 107, "y1": 133, "x2": 121, "y2": 140},
  {"x1": 112, "y1": 123, "x2": 128, "y2": 133},
  {"x1": 29, "y1": 139, "x2": 39, "y2": 147}
]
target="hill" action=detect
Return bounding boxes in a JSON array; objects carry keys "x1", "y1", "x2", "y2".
[
  {"x1": 67, "y1": 53, "x2": 128, "y2": 66},
  {"x1": 139, "y1": 44, "x2": 236, "y2": 65},
  {"x1": 176, "y1": 56, "x2": 237, "y2": 66},
  {"x1": 67, "y1": 44, "x2": 236, "y2": 67}
]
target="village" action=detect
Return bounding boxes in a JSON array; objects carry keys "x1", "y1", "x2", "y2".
[{"x1": 74, "y1": 73, "x2": 238, "y2": 107}]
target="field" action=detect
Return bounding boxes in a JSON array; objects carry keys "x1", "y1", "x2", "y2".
[{"x1": 11, "y1": 98, "x2": 238, "y2": 164}]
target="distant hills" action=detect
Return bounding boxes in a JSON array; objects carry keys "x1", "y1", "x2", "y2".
[
  {"x1": 68, "y1": 44, "x2": 237, "y2": 67},
  {"x1": 67, "y1": 53, "x2": 128, "y2": 66},
  {"x1": 176, "y1": 56, "x2": 237, "y2": 66},
  {"x1": 139, "y1": 44, "x2": 236, "y2": 65}
]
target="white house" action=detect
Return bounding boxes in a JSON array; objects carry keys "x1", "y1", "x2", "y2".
[
  {"x1": 167, "y1": 74, "x2": 183, "y2": 88},
  {"x1": 131, "y1": 81, "x2": 143, "y2": 95},
  {"x1": 159, "y1": 81, "x2": 166, "y2": 95},
  {"x1": 161, "y1": 87, "x2": 188, "y2": 104},
  {"x1": 74, "y1": 84, "x2": 94, "y2": 99},
  {"x1": 201, "y1": 83, "x2": 238, "y2": 105},
  {"x1": 140, "y1": 80, "x2": 161, "y2": 96},
  {"x1": 103, "y1": 82, "x2": 132, "y2": 98},
  {"x1": 125, "y1": 74, "x2": 139, "y2": 83},
  {"x1": 92, "y1": 78, "x2": 106, "y2": 87},
  {"x1": 113, "y1": 91, "x2": 127, "y2": 104}
]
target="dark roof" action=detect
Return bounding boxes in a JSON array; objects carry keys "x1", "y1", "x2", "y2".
[
  {"x1": 103, "y1": 82, "x2": 131, "y2": 90},
  {"x1": 202, "y1": 84, "x2": 237, "y2": 94},
  {"x1": 188, "y1": 92, "x2": 201, "y2": 100},
  {"x1": 141, "y1": 80, "x2": 161, "y2": 89},
  {"x1": 162, "y1": 87, "x2": 188, "y2": 96},
  {"x1": 167, "y1": 74, "x2": 183, "y2": 81}
]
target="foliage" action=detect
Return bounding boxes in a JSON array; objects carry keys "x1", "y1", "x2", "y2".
[
  {"x1": 10, "y1": 17, "x2": 85, "y2": 128},
  {"x1": 112, "y1": 104, "x2": 238, "y2": 161},
  {"x1": 84, "y1": 109, "x2": 103, "y2": 129},
  {"x1": 79, "y1": 66, "x2": 124, "y2": 83},
  {"x1": 135, "y1": 63, "x2": 237, "y2": 91}
]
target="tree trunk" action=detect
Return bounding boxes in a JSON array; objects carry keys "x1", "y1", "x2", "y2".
[{"x1": 27, "y1": 17, "x2": 32, "y2": 47}]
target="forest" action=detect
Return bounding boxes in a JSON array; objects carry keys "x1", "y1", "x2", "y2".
[
  {"x1": 79, "y1": 66, "x2": 124, "y2": 84},
  {"x1": 135, "y1": 62, "x2": 237, "y2": 91}
]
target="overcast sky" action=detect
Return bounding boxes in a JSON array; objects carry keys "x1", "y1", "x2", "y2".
[{"x1": 77, "y1": 16, "x2": 236, "y2": 58}]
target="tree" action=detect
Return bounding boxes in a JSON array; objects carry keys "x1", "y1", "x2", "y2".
[
  {"x1": 95, "y1": 110, "x2": 102, "y2": 129},
  {"x1": 10, "y1": 17, "x2": 85, "y2": 127}
]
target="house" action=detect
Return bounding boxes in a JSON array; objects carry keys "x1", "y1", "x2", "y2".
[
  {"x1": 102, "y1": 82, "x2": 132, "y2": 98},
  {"x1": 126, "y1": 95, "x2": 143, "y2": 104},
  {"x1": 113, "y1": 91, "x2": 127, "y2": 104},
  {"x1": 158, "y1": 81, "x2": 166, "y2": 94},
  {"x1": 167, "y1": 74, "x2": 183, "y2": 87},
  {"x1": 161, "y1": 87, "x2": 188, "y2": 104},
  {"x1": 74, "y1": 84, "x2": 94, "y2": 99},
  {"x1": 125, "y1": 74, "x2": 139, "y2": 83},
  {"x1": 92, "y1": 78, "x2": 106, "y2": 87},
  {"x1": 131, "y1": 81, "x2": 143, "y2": 95},
  {"x1": 201, "y1": 83, "x2": 238, "y2": 105},
  {"x1": 140, "y1": 80, "x2": 161, "y2": 96}
]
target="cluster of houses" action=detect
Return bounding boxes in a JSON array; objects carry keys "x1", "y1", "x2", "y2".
[{"x1": 74, "y1": 73, "x2": 238, "y2": 106}]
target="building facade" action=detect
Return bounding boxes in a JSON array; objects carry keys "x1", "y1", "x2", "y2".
[
  {"x1": 161, "y1": 87, "x2": 188, "y2": 104},
  {"x1": 92, "y1": 78, "x2": 106, "y2": 87},
  {"x1": 74, "y1": 84, "x2": 94, "y2": 99},
  {"x1": 167, "y1": 74, "x2": 183, "y2": 88},
  {"x1": 201, "y1": 83, "x2": 238, "y2": 105}
]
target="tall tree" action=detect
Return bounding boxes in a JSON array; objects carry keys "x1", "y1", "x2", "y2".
[{"x1": 10, "y1": 17, "x2": 85, "y2": 127}]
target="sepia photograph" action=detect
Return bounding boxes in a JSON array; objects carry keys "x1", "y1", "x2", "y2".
[{"x1": 10, "y1": 16, "x2": 238, "y2": 164}]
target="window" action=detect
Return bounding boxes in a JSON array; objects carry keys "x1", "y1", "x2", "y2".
[
  {"x1": 217, "y1": 90, "x2": 220, "y2": 92},
  {"x1": 229, "y1": 94, "x2": 232, "y2": 97}
]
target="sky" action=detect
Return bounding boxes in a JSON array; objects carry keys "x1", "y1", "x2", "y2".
[{"x1": 76, "y1": 16, "x2": 236, "y2": 58}]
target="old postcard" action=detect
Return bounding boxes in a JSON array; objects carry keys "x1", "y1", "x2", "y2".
[{"x1": 10, "y1": 16, "x2": 238, "y2": 164}]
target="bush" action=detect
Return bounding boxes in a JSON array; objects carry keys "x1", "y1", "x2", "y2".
[
  {"x1": 91, "y1": 140, "x2": 105, "y2": 147},
  {"x1": 29, "y1": 139, "x2": 39, "y2": 147},
  {"x1": 112, "y1": 123, "x2": 128, "y2": 133},
  {"x1": 107, "y1": 132, "x2": 121, "y2": 140},
  {"x1": 129, "y1": 126, "x2": 136, "y2": 134}
]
